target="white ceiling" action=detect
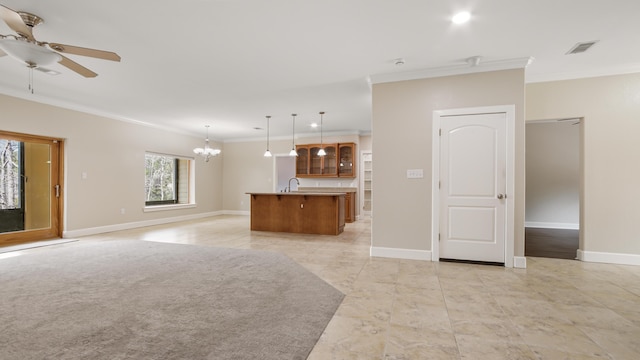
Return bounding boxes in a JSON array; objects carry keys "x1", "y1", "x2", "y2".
[{"x1": 1, "y1": 0, "x2": 639, "y2": 141}]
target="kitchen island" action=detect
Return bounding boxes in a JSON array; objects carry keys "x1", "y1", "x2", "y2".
[{"x1": 246, "y1": 192, "x2": 345, "y2": 235}]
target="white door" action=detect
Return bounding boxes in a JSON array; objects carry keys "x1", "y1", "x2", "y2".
[{"x1": 439, "y1": 112, "x2": 507, "y2": 263}]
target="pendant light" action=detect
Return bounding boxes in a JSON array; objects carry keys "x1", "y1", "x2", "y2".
[
  {"x1": 193, "y1": 125, "x2": 221, "y2": 162},
  {"x1": 264, "y1": 115, "x2": 272, "y2": 157},
  {"x1": 317, "y1": 111, "x2": 326, "y2": 156},
  {"x1": 289, "y1": 113, "x2": 298, "y2": 156}
]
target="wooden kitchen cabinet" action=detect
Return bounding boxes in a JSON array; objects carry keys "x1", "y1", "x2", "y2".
[
  {"x1": 296, "y1": 147, "x2": 309, "y2": 176},
  {"x1": 344, "y1": 192, "x2": 356, "y2": 223},
  {"x1": 248, "y1": 192, "x2": 345, "y2": 235},
  {"x1": 296, "y1": 142, "x2": 356, "y2": 178},
  {"x1": 338, "y1": 143, "x2": 356, "y2": 178},
  {"x1": 309, "y1": 144, "x2": 337, "y2": 176}
]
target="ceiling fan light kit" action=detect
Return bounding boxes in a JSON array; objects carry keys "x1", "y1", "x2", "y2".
[
  {"x1": 0, "y1": 38, "x2": 61, "y2": 66},
  {"x1": 0, "y1": 3, "x2": 121, "y2": 87}
]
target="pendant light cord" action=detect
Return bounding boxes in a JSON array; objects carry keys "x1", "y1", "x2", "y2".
[
  {"x1": 319, "y1": 111, "x2": 324, "y2": 147},
  {"x1": 291, "y1": 114, "x2": 296, "y2": 149}
]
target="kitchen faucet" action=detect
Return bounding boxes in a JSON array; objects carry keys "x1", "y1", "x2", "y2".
[{"x1": 287, "y1": 177, "x2": 299, "y2": 192}]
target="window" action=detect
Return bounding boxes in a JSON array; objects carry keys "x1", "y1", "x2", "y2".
[
  {"x1": 144, "y1": 153, "x2": 193, "y2": 207},
  {"x1": 0, "y1": 139, "x2": 23, "y2": 211}
]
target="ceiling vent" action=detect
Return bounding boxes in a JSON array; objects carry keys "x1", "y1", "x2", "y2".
[{"x1": 566, "y1": 41, "x2": 598, "y2": 55}]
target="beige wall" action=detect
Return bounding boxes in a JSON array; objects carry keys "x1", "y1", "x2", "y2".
[
  {"x1": 526, "y1": 73, "x2": 640, "y2": 256},
  {"x1": 222, "y1": 139, "x2": 286, "y2": 212},
  {"x1": 1, "y1": 94, "x2": 223, "y2": 234},
  {"x1": 371, "y1": 69, "x2": 526, "y2": 256},
  {"x1": 359, "y1": 135, "x2": 372, "y2": 152}
]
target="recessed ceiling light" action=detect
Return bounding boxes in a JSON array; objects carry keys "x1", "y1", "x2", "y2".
[
  {"x1": 452, "y1": 11, "x2": 471, "y2": 24},
  {"x1": 310, "y1": 123, "x2": 318, "y2": 128}
]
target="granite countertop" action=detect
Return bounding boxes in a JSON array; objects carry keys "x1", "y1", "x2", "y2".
[
  {"x1": 297, "y1": 187, "x2": 357, "y2": 193},
  {"x1": 246, "y1": 192, "x2": 347, "y2": 196}
]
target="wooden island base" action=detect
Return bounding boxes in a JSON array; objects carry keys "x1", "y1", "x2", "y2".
[{"x1": 247, "y1": 193, "x2": 345, "y2": 235}]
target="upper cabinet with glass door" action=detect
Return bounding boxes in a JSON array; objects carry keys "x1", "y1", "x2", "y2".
[
  {"x1": 295, "y1": 147, "x2": 309, "y2": 177},
  {"x1": 338, "y1": 143, "x2": 356, "y2": 178},
  {"x1": 309, "y1": 144, "x2": 337, "y2": 176},
  {"x1": 296, "y1": 142, "x2": 355, "y2": 178}
]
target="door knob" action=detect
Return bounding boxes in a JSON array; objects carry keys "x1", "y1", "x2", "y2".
[{"x1": 497, "y1": 194, "x2": 504, "y2": 199}]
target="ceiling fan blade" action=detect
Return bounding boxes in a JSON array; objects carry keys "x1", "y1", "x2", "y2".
[
  {"x1": 49, "y1": 43, "x2": 120, "y2": 62},
  {"x1": 58, "y1": 55, "x2": 97, "y2": 78},
  {"x1": 0, "y1": 4, "x2": 34, "y2": 41}
]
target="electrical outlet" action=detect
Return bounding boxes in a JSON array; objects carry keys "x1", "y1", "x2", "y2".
[{"x1": 407, "y1": 169, "x2": 424, "y2": 179}]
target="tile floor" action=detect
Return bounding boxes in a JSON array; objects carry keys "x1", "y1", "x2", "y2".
[{"x1": 79, "y1": 215, "x2": 640, "y2": 359}]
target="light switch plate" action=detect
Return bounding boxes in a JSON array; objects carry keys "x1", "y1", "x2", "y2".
[{"x1": 407, "y1": 169, "x2": 424, "y2": 179}]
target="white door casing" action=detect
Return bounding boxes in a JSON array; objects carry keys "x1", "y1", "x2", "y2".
[{"x1": 432, "y1": 106, "x2": 515, "y2": 267}]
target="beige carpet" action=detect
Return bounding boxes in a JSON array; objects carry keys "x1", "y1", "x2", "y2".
[{"x1": 0, "y1": 240, "x2": 344, "y2": 359}]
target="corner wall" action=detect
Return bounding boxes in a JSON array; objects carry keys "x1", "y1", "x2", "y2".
[
  {"x1": 526, "y1": 73, "x2": 640, "y2": 264},
  {"x1": 371, "y1": 69, "x2": 526, "y2": 259}
]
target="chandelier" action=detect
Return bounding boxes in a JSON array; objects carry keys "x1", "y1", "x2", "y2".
[{"x1": 193, "y1": 125, "x2": 221, "y2": 162}]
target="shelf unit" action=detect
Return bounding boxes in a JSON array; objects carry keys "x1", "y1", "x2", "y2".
[{"x1": 361, "y1": 152, "x2": 372, "y2": 215}]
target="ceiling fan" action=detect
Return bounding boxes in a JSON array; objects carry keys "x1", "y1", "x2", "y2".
[{"x1": 0, "y1": 3, "x2": 120, "y2": 78}]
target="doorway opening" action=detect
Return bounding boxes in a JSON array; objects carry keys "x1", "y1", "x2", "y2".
[
  {"x1": 0, "y1": 130, "x2": 64, "y2": 247},
  {"x1": 525, "y1": 118, "x2": 581, "y2": 260},
  {"x1": 274, "y1": 155, "x2": 296, "y2": 192}
]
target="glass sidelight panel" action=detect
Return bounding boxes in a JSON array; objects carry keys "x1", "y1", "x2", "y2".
[
  {"x1": 0, "y1": 136, "x2": 56, "y2": 237},
  {"x1": 0, "y1": 140, "x2": 24, "y2": 232}
]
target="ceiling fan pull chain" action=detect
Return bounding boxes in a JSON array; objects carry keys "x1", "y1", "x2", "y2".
[{"x1": 28, "y1": 66, "x2": 34, "y2": 94}]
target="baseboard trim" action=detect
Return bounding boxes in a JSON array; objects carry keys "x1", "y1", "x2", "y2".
[
  {"x1": 370, "y1": 246, "x2": 432, "y2": 261},
  {"x1": 223, "y1": 210, "x2": 250, "y2": 216},
  {"x1": 63, "y1": 211, "x2": 226, "y2": 238},
  {"x1": 577, "y1": 249, "x2": 640, "y2": 266},
  {"x1": 525, "y1": 221, "x2": 579, "y2": 230},
  {"x1": 513, "y1": 256, "x2": 527, "y2": 268}
]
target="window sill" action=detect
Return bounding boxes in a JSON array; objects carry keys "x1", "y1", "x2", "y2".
[{"x1": 143, "y1": 203, "x2": 196, "y2": 213}]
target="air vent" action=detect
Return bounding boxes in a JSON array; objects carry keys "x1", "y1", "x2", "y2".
[{"x1": 566, "y1": 41, "x2": 598, "y2": 55}]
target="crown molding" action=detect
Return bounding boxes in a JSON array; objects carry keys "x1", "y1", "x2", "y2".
[
  {"x1": 0, "y1": 85, "x2": 196, "y2": 138},
  {"x1": 525, "y1": 64, "x2": 640, "y2": 83},
  {"x1": 369, "y1": 57, "x2": 534, "y2": 84},
  {"x1": 224, "y1": 130, "x2": 367, "y2": 143}
]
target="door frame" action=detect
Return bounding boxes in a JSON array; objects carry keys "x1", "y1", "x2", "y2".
[
  {"x1": 0, "y1": 130, "x2": 64, "y2": 246},
  {"x1": 431, "y1": 105, "x2": 515, "y2": 267}
]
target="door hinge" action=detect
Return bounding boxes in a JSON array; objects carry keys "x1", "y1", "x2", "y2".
[
  {"x1": 438, "y1": 233, "x2": 441, "y2": 241},
  {"x1": 55, "y1": 184, "x2": 60, "y2": 198},
  {"x1": 438, "y1": 181, "x2": 441, "y2": 189},
  {"x1": 439, "y1": 129, "x2": 442, "y2": 136}
]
